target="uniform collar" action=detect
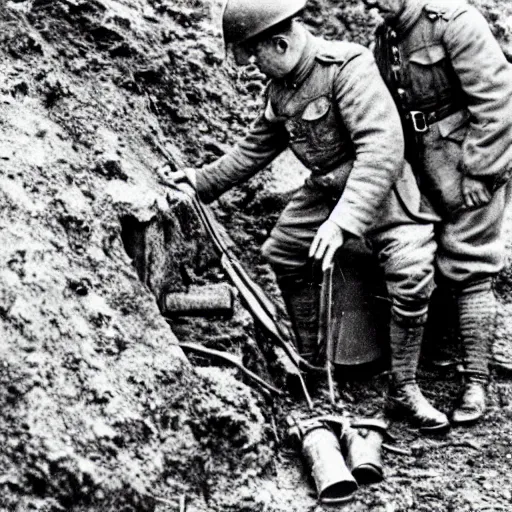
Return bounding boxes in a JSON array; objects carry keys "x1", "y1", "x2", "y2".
[
  {"x1": 388, "y1": 0, "x2": 424, "y2": 38},
  {"x1": 280, "y1": 31, "x2": 318, "y2": 90}
]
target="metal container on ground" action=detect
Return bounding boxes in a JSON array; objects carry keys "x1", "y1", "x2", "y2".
[
  {"x1": 321, "y1": 239, "x2": 389, "y2": 367},
  {"x1": 161, "y1": 283, "x2": 234, "y2": 317},
  {"x1": 294, "y1": 418, "x2": 358, "y2": 503}
]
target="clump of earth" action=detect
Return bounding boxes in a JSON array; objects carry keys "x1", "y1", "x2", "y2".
[{"x1": 1, "y1": 1, "x2": 512, "y2": 511}]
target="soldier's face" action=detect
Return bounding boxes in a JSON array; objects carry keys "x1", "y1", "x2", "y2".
[
  {"x1": 252, "y1": 41, "x2": 289, "y2": 78},
  {"x1": 362, "y1": 0, "x2": 404, "y2": 18},
  {"x1": 234, "y1": 37, "x2": 294, "y2": 79}
]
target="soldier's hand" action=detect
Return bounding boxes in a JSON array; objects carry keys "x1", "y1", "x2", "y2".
[
  {"x1": 309, "y1": 220, "x2": 344, "y2": 272},
  {"x1": 462, "y1": 175, "x2": 491, "y2": 209},
  {"x1": 157, "y1": 164, "x2": 197, "y2": 197}
]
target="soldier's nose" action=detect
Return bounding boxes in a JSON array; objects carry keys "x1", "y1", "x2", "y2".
[{"x1": 251, "y1": 55, "x2": 265, "y2": 73}]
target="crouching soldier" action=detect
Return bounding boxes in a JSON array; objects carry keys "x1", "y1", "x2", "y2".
[
  {"x1": 363, "y1": 0, "x2": 512, "y2": 425},
  {"x1": 167, "y1": 0, "x2": 450, "y2": 433}
]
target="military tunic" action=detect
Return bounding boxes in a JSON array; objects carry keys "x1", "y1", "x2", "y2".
[
  {"x1": 374, "y1": 0, "x2": 512, "y2": 286},
  {"x1": 196, "y1": 32, "x2": 437, "y2": 321}
]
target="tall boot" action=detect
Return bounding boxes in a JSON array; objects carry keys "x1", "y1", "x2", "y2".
[
  {"x1": 452, "y1": 287, "x2": 496, "y2": 425},
  {"x1": 275, "y1": 271, "x2": 321, "y2": 362},
  {"x1": 386, "y1": 317, "x2": 450, "y2": 434}
]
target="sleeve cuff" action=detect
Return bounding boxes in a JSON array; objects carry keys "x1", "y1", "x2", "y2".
[{"x1": 328, "y1": 209, "x2": 365, "y2": 239}]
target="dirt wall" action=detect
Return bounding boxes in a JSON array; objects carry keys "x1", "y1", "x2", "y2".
[{"x1": 0, "y1": 1, "x2": 273, "y2": 510}]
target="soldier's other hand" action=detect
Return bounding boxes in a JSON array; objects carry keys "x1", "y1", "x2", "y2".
[
  {"x1": 462, "y1": 175, "x2": 491, "y2": 209},
  {"x1": 309, "y1": 220, "x2": 344, "y2": 272},
  {"x1": 157, "y1": 164, "x2": 197, "y2": 197}
]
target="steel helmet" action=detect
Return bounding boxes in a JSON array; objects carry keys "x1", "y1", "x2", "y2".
[{"x1": 222, "y1": 0, "x2": 307, "y2": 46}]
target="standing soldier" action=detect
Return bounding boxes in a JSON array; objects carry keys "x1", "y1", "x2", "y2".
[
  {"x1": 363, "y1": 0, "x2": 512, "y2": 424},
  {"x1": 168, "y1": 0, "x2": 450, "y2": 432}
]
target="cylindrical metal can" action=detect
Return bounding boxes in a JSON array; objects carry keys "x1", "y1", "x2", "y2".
[
  {"x1": 161, "y1": 283, "x2": 234, "y2": 317},
  {"x1": 343, "y1": 424, "x2": 385, "y2": 485},
  {"x1": 301, "y1": 425, "x2": 358, "y2": 503},
  {"x1": 319, "y1": 240, "x2": 387, "y2": 366}
]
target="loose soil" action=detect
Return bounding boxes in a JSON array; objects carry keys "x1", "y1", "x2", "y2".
[{"x1": 1, "y1": 1, "x2": 512, "y2": 511}]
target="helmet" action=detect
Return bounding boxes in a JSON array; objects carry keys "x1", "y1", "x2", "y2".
[{"x1": 222, "y1": 0, "x2": 306, "y2": 46}]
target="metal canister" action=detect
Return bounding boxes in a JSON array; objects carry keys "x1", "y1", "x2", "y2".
[
  {"x1": 321, "y1": 240, "x2": 388, "y2": 366},
  {"x1": 161, "y1": 283, "x2": 234, "y2": 317},
  {"x1": 301, "y1": 421, "x2": 358, "y2": 504},
  {"x1": 342, "y1": 420, "x2": 387, "y2": 485}
]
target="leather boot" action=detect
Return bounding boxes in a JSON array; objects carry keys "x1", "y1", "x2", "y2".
[
  {"x1": 386, "y1": 317, "x2": 450, "y2": 434},
  {"x1": 275, "y1": 271, "x2": 321, "y2": 362},
  {"x1": 452, "y1": 286, "x2": 495, "y2": 425},
  {"x1": 452, "y1": 381, "x2": 487, "y2": 425},
  {"x1": 387, "y1": 382, "x2": 450, "y2": 433}
]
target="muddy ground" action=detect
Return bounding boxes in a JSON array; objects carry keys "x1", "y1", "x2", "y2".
[{"x1": 0, "y1": 0, "x2": 512, "y2": 511}]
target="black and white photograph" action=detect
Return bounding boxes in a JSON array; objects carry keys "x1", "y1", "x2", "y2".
[{"x1": 1, "y1": 0, "x2": 512, "y2": 510}]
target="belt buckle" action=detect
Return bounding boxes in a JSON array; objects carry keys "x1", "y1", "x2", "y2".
[{"x1": 410, "y1": 110, "x2": 428, "y2": 133}]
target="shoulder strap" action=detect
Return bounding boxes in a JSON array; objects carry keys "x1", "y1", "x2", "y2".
[
  {"x1": 424, "y1": 1, "x2": 465, "y2": 21},
  {"x1": 316, "y1": 53, "x2": 346, "y2": 65},
  {"x1": 315, "y1": 40, "x2": 367, "y2": 67}
]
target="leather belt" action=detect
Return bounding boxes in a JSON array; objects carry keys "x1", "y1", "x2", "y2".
[{"x1": 406, "y1": 103, "x2": 462, "y2": 133}]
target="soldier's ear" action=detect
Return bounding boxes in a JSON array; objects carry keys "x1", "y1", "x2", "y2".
[{"x1": 272, "y1": 36, "x2": 289, "y2": 55}]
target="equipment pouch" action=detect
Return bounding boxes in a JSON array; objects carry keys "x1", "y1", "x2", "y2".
[
  {"x1": 289, "y1": 95, "x2": 342, "y2": 152},
  {"x1": 421, "y1": 110, "x2": 470, "y2": 217}
]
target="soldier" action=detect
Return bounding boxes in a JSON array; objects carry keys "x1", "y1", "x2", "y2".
[
  {"x1": 362, "y1": 0, "x2": 512, "y2": 425},
  {"x1": 167, "y1": 0, "x2": 450, "y2": 433}
]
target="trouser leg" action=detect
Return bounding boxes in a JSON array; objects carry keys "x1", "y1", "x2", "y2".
[
  {"x1": 435, "y1": 181, "x2": 512, "y2": 284},
  {"x1": 273, "y1": 266, "x2": 322, "y2": 360},
  {"x1": 261, "y1": 184, "x2": 330, "y2": 361},
  {"x1": 371, "y1": 221, "x2": 449, "y2": 433},
  {"x1": 435, "y1": 186, "x2": 509, "y2": 425}
]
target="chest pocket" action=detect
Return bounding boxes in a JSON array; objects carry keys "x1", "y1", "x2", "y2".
[
  {"x1": 285, "y1": 96, "x2": 339, "y2": 149},
  {"x1": 407, "y1": 44, "x2": 456, "y2": 108}
]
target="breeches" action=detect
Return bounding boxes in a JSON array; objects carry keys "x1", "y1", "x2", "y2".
[
  {"x1": 435, "y1": 182, "x2": 512, "y2": 286},
  {"x1": 261, "y1": 182, "x2": 436, "y2": 322},
  {"x1": 419, "y1": 116, "x2": 512, "y2": 285}
]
